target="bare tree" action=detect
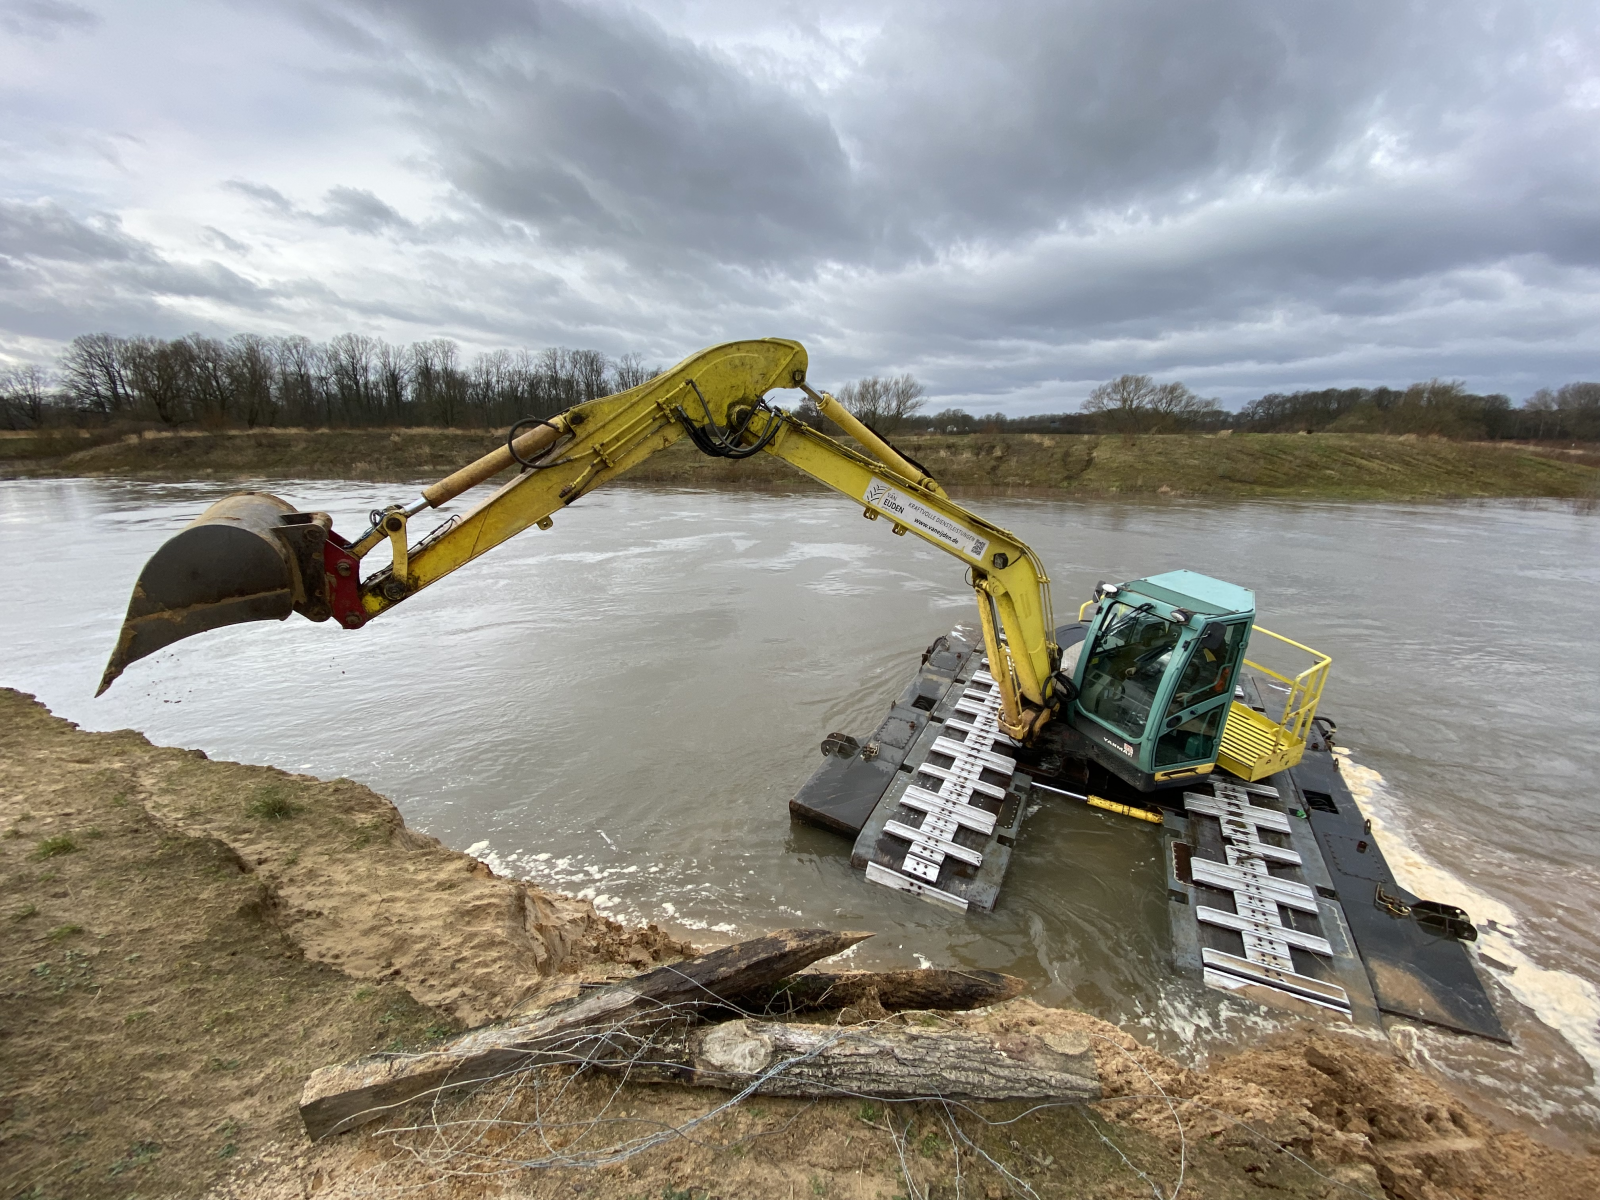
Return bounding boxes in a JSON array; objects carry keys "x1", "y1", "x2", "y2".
[
  {"x1": 178, "y1": 334, "x2": 231, "y2": 426},
  {"x1": 836, "y1": 373, "x2": 926, "y2": 433},
  {"x1": 1082, "y1": 374, "x2": 1219, "y2": 434},
  {"x1": 375, "y1": 339, "x2": 411, "y2": 423},
  {"x1": 121, "y1": 337, "x2": 188, "y2": 424},
  {"x1": 275, "y1": 336, "x2": 328, "y2": 426},
  {"x1": 328, "y1": 333, "x2": 379, "y2": 424},
  {"x1": 0, "y1": 364, "x2": 54, "y2": 429},
  {"x1": 61, "y1": 333, "x2": 132, "y2": 418},
  {"x1": 614, "y1": 352, "x2": 658, "y2": 391},
  {"x1": 570, "y1": 348, "x2": 611, "y2": 402},
  {"x1": 226, "y1": 334, "x2": 277, "y2": 428},
  {"x1": 411, "y1": 339, "x2": 465, "y2": 426}
]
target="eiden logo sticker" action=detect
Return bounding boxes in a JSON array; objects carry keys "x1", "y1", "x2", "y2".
[{"x1": 861, "y1": 477, "x2": 990, "y2": 562}]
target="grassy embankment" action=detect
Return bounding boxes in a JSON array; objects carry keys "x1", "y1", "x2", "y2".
[{"x1": 4, "y1": 426, "x2": 1598, "y2": 499}]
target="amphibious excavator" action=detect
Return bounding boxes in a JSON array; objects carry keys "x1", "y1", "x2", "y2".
[{"x1": 100, "y1": 337, "x2": 1502, "y2": 1041}]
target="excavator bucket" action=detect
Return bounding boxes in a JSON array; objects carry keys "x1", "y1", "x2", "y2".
[{"x1": 97, "y1": 492, "x2": 335, "y2": 695}]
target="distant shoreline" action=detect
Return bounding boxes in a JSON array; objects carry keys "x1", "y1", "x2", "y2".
[{"x1": 3, "y1": 426, "x2": 1597, "y2": 501}]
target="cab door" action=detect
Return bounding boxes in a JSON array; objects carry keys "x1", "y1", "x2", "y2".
[{"x1": 1147, "y1": 621, "x2": 1250, "y2": 774}]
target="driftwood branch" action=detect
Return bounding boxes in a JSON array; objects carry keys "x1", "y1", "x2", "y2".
[
  {"x1": 734, "y1": 967, "x2": 1026, "y2": 1016},
  {"x1": 300, "y1": 927, "x2": 869, "y2": 1140},
  {"x1": 628, "y1": 1018, "x2": 1099, "y2": 1102}
]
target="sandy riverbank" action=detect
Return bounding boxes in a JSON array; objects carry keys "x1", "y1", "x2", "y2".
[{"x1": 3, "y1": 688, "x2": 1596, "y2": 1199}]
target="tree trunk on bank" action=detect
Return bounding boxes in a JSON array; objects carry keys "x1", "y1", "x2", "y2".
[{"x1": 299, "y1": 928, "x2": 870, "y2": 1140}]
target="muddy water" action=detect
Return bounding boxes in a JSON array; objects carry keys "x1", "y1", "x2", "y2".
[{"x1": 3, "y1": 479, "x2": 1598, "y2": 1134}]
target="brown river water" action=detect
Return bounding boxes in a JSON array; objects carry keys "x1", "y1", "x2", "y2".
[{"x1": 3, "y1": 478, "x2": 1597, "y2": 1138}]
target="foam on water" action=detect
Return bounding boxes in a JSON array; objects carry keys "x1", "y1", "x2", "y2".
[{"x1": 1338, "y1": 752, "x2": 1600, "y2": 1092}]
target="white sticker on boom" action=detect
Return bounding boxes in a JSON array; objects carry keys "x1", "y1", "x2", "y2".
[{"x1": 863, "y1": 477, "x2": 990, "y2": 562}]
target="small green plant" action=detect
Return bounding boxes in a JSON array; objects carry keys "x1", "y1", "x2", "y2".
[
  {"x1": 247, "y1": 788, "x2": 299, "y2": 820},
  {"x1": 423, "y1": 1021, "x2": 454, "y2": 1043},
  {"x1": 33, "y1": 834, "x2": 78, "y2": 859},
  {"x1": 856, "y1": 1101, "x2": 882, "y2": 1123},
  {"x1": 918, "y1": 1131, "x2": 945, "y2": 1158},
  {"x1": 208, "y1": 1056, "x2": 241, "y2": 1072},
  {"x1": 4, "y1": 826, "x2": 21, "y2": 839},
  {"x1": 11, "y1": 903, "x2": 38, "y2": 921},
  {"x1": 82, "y1": 826, "x2": 105, "y2": 839},
  {"x1": 48, "y1": 923, "x2": 83, "y2": 941},
  {"x1": 217, "y1": 1141, "x2": 238, "y2": 1159},
  {"x1": 353, "y1": 985, "x2": 375, "y2": 1001},
  {"x1": 810, "y1": 1175, "x2": 828, "y2": 1196},
  {"x1": 108, "y1": 1140, "x2": 162, "y2": 1176},
  {"x1": 124, "y1": 1009, "x2": 152, "y2": 1024}
]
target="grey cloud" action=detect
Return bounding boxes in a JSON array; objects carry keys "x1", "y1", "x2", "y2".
[
  {"x1": 0, "y1": 199, "x2": 145, "y2": 264},
  {"x1": 5, "y1": 0, "x2": 1598, "y2": 404},
  {"x1": 226, "y1": 179, "x2": 414, "y2": 235},
  {"x1": 330, "y1": 0, "x2": 864, "y2": 265},
  {"x1": 0, "y1": 200, "x2": 272, "y2": 341},
  {"x1": 225, "y1": 179, "x2": 299, "y2": 216},
  {"x1": 318, "y1": 186, "x2": 412, "y2": 233},
  {"x1": 0, "y1": 0, "x2": 99, "y2": 40},
  {"x1": 201, "y1": 226, "x2": 251, "y2": 255}
]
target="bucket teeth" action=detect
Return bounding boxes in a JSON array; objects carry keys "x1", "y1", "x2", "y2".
[{"x1": 97, "y1": 492, "x2": 331, "y2": 694}]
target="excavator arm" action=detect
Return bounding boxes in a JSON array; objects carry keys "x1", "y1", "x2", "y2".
[{"x1": 99, "y1": 338, "x2": 1060, "y2": 740}]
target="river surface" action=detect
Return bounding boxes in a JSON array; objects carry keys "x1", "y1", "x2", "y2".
[{"x1": 3, "y1": 479, "x2": 1598, "y2": 1136}]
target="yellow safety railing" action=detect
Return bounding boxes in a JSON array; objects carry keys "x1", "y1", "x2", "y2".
[
  {"x1": 1218, "y1": 625, "x2": 1332, "y2": 780},
  {"x1": 1245, "y1": 625, "x2": 1331, "y2": 748}
]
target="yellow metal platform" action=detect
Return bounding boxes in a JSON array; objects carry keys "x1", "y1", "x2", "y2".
[{"x1": 1215, "y1": 626, "x2": 1331, "y2": 782}]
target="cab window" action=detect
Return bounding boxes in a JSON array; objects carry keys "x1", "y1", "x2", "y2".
[
  {"x1": 1078, "y1": 602, "x2": 1184, "y2": 739},
  {"x1": 1168, "y1": 622, "x2": 1245, "y2": 711}
]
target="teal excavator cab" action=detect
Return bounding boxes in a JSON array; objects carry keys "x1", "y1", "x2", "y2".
[{"x1": 1058, "y1": 570, "x2": 1256, "y2": 792}]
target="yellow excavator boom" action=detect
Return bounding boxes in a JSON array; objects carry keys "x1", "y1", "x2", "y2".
[{"x1": 100, "y1": 338, "x2": 1061, "y2": 740}]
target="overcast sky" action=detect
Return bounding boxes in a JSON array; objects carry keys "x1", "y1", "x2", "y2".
[{"x1": 2, "y1": 0, "x2": 1597, "y2": 411}]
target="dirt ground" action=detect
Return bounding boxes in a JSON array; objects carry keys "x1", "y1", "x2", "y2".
[{"x1": 3, "y1": 688, "x2": 1598, "y2": 1200}]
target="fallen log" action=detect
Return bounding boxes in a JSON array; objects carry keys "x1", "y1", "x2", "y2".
[
  {"x1": 734, "y1": 967, "x2": 1026, "y2": 1016},
  {"x1": 626, "y1": 1018, "x2": 1099, "y2": 1101},
  {"x1": 299, "y1": 928, "x2": 869, "y2": 1141}
]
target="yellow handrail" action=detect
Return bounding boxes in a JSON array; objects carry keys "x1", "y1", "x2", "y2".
[{"x1": 1242, "y1": 625, "x2": 1331, "y2": 751}]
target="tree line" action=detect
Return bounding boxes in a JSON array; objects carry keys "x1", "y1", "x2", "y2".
[
  {"x1": 2, "y1": 332, "x2": 1596, "y2": 442},
  {"x1": 0, "y1": 332, "x2": 659, "y2": 431},
  {"x1": 876, "y1": 375, "x2": 1600, "y2": 441}
]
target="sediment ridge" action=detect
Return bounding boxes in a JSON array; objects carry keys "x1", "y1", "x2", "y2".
[{"x1": 3, "y1": 687, "x2": 1596, "y2": 1199}]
